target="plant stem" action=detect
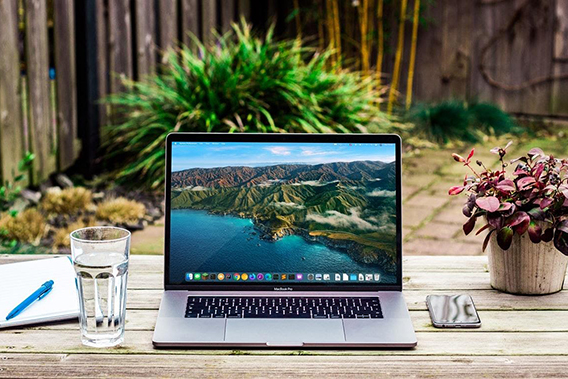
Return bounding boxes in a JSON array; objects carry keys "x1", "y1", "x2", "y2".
[
  {"x1": 332, "y1": 0, "x2": 341, "y2": 66},
  {"x1": 376, "y1": 0, "x2": 384, "y2": 98},
  {"x1": 293, "y1": 0, "x2": 302, "y2": 42},
  {"x1": 387, "y1": 0, "x2": 408, "y2": 115},
  {"x1": 358, "y1": 0, "x2": 369, "y2": 74},
  {"x1": 405, "y1": 0, "x2": 420, "y2": 110}
]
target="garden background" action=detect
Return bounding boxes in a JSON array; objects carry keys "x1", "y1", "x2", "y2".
[{"x1": 0, "y1": 0, "x2": 567, "y2": 255}]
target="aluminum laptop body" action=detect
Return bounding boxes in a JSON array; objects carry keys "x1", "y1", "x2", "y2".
[{"x1": 153, "y1": 133, "x2": 416, "y2": 348}]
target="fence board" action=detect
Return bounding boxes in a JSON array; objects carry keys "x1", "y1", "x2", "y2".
[
  {"x1": 181, "y1": 0, "x2": 200, "y2": 50},
  {"x1": 109, "y1": 0, "x2": 133, "y2": 95},
  {"x1": 25, "y1": 0, "x2": 55, "y2": 184},
  {"x1": 221, "y1": 0, "x2": 236, "y2": 34},
  {"x1": 158, "y1": 0, "x2": 178, "y2": 62},
  {"x1": 0, "y1": 0, "x2": 24, "y2": 184},
  {"x1": 201, "y1": 0, "x2": 217, "y2": 45},
  {"x1": 53, "y1": 0, "x2": 78, "y2": 170},
  {"x1": 552, "y1": 0, "x2": 568, "y2": 116},
  {"x1": 237, "y1": 0, "x2": 251, "y2": 21},
  {"x1": 135, "y1": 0, "x2": 157, "y2": 78},
  {"x1": 95, "y1": 0, "x2": 108, "y2": 128}
]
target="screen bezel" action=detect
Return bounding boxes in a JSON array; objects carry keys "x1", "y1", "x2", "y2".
[{"x1": 164, "y1": 132, "x2": 403, "y2": 292}]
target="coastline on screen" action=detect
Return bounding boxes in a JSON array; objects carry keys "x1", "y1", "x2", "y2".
[{"x1": 168, "y1": 142, "x2": 398, "y2": 285}]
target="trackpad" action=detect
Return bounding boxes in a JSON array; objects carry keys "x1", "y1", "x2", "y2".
[{"x1": 225, "y1": 319, "x2": 345, "y2": 343}]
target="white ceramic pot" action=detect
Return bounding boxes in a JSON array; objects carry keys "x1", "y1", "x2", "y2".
[{"x1": 488, "y1": 229, "x2": 568, "y2": 295}]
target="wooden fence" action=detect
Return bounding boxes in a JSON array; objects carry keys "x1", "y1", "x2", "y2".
[
  {"x1": 0, "y1": 0, "x2": 256, "y2": 185},
  {"x1": 1, "y1": 0, "x2": 567, "y2": 186}
]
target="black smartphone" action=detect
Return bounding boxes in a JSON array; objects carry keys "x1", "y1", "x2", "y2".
[{"x1": 426, "y1": 294, "x2": 481, "y2": 328}]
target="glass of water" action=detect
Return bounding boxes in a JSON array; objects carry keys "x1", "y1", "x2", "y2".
[{"x1": 70, "y1": 226, "x2": 130, "y2": 347}]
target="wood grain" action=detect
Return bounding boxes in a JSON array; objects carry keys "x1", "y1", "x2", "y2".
[
  {"x1": 53, "y1": 0, "x2": 79, "y2": 170},
  {"x1": 221, "y1": 0, "x2": 236, "y2": 34},
  {"x1": 2, "y1": 354, "x2": 568, "y2": 378},
  {"x1": 181, "y1": 0, "x2": 200, "y2": 51},
  {"x1": 135, "y1": 0, "x2": 157, "y2": 78},
  {"x1": 25, "y1": 0, "x2": 56, "y2": 184},
  {"x1": 0, "y1": 0, "x2": 24, "y2": 184},
  {"x1": 2, "y1": 255, "x2": 568, "y2": 376},
  {"x1": 158, "y1": 0, "x2": 178, "y2": 62},
  {"x1": 201, "y1": 0, "x2": 217, "y2": 45},
  {"x1": 108, "y1": 0, "x2": 133, "y2": 94}
]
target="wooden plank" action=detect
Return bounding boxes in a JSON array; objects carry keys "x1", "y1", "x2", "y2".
[
  {"x1": 124, "y1": 287, "x2": 568, "y2": 312},
  {"x1": 551, "y1": 0, "x2": 568, "y2": 116},
  {"x1": 201, "y1": 0, "x2": 217, "y2": 45},
  {"x1": 404, "y1": 289, "x2": 568, "y2": 311},
  {"x1": 158, "y1": 0, "x2": 178, "y2": 63},
  {"x1": 0, "y1": 0, "x2": 24, "y2": 183},
  {"x1": 3, "y1": 329, "x2": 568, "y2": 355},
  {"x1": 22, "y1": 309, "x2": 568, "y2": 333},
  {"x1": 25, "y1": 0, "x2": 56, "y2": 184},
  {"x1": 53, "y1": 0, "x2": 78, "y2": 170},
  {"x1": 108, "y1": 0, "x2": 133, "y2": 94},
  {"x1": 413, "y1": 0, "x2": 443, "y2": 102},
  {"x1": 3, "y1": 354, "x2": 568, "y2": 378},
  {"x1": 221, "y1": 0, "x2": 236, "y2": 34},
  {"x1": 237, "y1": 0, "x2": 251, "y2": 22},
  {"x1": 181, "y1": 0, "x2": 200, "y2": 50},
  {"x1": 95, "y1": 0, "x2": 108, "y2": 127},
  {"x1": 135, "y1": 0, "x2": 157, "y2": 78}
]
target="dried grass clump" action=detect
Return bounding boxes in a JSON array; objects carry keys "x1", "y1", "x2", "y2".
[
  {"x1": 95, "y1": 197, "x2": 146, "y2": 225},
  {"x1": 0, "y1": 209, "x2": 46, "y2": 245},
  {"x1": 53, "y1": 219, "x2": 96, "y2": 248},
  {"x1": 41, "y1": 187, "x2": 93, "y2": 215}
]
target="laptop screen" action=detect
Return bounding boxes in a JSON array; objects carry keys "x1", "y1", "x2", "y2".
[{"x1": 168, "y1": 140, "x2": 399, "y2": 286}]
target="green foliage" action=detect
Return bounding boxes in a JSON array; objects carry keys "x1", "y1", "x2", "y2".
[
  {"x1": 409, "y1": 101, "x2": 521, "y2": 144},
  {"x1": 103, "y1": 21, "x2": 394, "y2": 190},
  {"x1": 449, "y1": 143, "x2": 568, "y2": 255},
  {"x1": 0, "y1": 152, "x2": 34, "y2": 213}
]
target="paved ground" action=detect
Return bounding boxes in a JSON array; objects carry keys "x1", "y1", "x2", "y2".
[{"x1": 131, "y1": 136, "x2": 568, "y2": 256}]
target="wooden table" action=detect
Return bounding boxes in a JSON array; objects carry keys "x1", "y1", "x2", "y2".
[{"x1": 2, "y1": 254, "x2": 568, "y2": 378}]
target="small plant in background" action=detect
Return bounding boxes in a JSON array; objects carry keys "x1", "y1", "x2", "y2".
[
  {"x1": 53, "y1": 218, "x2": 96, "y2": 249},
  {"x1": 448, "y1": 142, "x2": 568, "y2": 254},
  {"x1": 0, "y1": 153, "x2": 35, "y2": 247},
  {"x1": 95, "y1": 197, "x2": 147, "y2": 225},
  {"x1": 409, "y1": 101, "x2": 522, "y2": 144},
  {"x1": 41, "y1": 187, "x2": 93, "y2": 215},
  {"x1": 103, "y1": 21, "x2": 396, "y2": 190},
  {"x1": 0, "y1": 209, "x2": 46, "y2": 246},
  {"x1": 0, "y1": 153, "x2": 34, "y2": 213}
]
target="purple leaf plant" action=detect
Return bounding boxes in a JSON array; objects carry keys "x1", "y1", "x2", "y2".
[{"x1": 449, "y1": 142, "x2": 568, "y2": 254}]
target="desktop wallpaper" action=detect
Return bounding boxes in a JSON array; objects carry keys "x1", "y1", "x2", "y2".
[{"x1": 168, "y1": 142, "x2": 398, "y2": 285}]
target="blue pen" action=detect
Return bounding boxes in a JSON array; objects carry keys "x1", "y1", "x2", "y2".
[{"x1": 5, "y1": 280, "x2": 54, "y2": 320}]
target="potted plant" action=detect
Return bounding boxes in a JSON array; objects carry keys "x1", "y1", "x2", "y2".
[{"x1": 449, "y1": 142, "x2": 568, "y2": 295}]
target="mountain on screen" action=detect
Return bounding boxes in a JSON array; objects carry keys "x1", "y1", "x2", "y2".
[{"x1": 171, "y1": 161, "x2": 397, "y2": 272}]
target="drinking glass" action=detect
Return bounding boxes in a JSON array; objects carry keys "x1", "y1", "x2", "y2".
[{"x1": 70, "y1": 226, "x2": 130, "y2": 347}]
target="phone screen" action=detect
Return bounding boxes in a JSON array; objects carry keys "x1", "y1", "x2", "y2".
[{"x1": 427, "y1": 294, "x2": 480, "y2": 325}]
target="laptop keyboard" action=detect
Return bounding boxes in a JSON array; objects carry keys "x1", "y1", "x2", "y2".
[{"x1": 185, "y1": 296, "x2": 383, "y2": 319}]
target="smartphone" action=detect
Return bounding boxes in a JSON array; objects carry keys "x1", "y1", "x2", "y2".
[{"x1": 426, "y1": 294, "x2": 481, "y2": 328}]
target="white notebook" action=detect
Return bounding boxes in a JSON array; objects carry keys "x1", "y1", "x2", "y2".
[{"x1": 0, "y1": 256, "x2": 79, "y2": 328}]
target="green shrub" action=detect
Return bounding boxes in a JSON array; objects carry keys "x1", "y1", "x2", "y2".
[
  {"x1": 103, "y1": 21, "x2": 394, "y2": 190},
  {"x1": 408, "y1": 101, "x2": 521, "y2": 144}
]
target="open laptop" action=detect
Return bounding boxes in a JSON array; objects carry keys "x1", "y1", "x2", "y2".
[{"x1": 153, "y1": 133, "x2": 416, "y2": 348}]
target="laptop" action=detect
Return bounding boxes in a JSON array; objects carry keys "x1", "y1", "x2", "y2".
[{"x1": 153, "y1": 133, "x2": 417, "y2": 348}]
